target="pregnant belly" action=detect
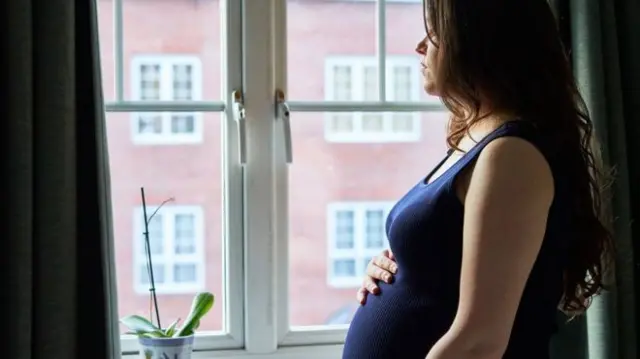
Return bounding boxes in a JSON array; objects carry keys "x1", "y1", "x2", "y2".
[{"x1": 342, "y1": 283, "x2": 454, "y2": 359}]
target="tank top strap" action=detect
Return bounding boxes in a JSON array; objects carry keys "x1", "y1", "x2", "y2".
[{"x1": 439, "y1": 120, "x2": 539, "y2": 185}]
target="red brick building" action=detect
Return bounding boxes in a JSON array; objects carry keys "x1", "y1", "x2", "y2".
[{"x1": 98, "y1": 0, "x2": 448, "y2": 333}]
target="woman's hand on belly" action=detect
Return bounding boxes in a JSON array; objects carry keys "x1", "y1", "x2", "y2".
[{"x1": 357, "y1": 249, "x2": 398, "y2": 305}]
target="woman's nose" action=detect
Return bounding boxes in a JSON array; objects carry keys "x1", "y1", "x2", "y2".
[{"x1": 415, "y1": 38, "x2": 427, "y2": 55}]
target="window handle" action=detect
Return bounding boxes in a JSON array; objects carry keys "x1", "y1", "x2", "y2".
[
  {"x1": 275, "y1": 89, "x2": 293, "y2": 164},
  {"x1": 232, "y1": 90, "x2": 247, "y2": 165}
]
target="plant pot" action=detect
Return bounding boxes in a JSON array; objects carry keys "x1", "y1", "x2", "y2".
[{"x1": 138, "y1": 335, "x2": 195, "y2": 359}]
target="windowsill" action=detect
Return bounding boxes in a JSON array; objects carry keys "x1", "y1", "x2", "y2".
[{"x1": 121, "y1": 344, "x2": 345, "y2": 359}]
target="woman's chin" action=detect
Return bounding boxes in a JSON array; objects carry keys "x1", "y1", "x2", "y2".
[{"x1": 423, "y1": 84, "x2": 440, "y2": 97}]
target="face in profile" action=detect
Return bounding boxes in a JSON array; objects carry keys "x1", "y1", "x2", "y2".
[{"x1": 416, "y1": 31, "x2": 440, "y2": 97}]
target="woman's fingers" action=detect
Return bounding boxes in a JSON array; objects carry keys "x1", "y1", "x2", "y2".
[
  {"x1": 371, "y1": 253, "x2": 398, "y2": 279},
  {"x1": 386, "y1": 248, "x2": 396, "y2": 261},
  {"x1": 357, "y1": 249, "x2": 399, "y2": 304},
  {"x1": 356, "y1": 287, "x2": 368, "y2": 305},
  {"x1": 363, "y1": 276, "x2": 381, "y2": 294}
]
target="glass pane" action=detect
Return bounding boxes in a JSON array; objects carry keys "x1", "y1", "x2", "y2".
[
  {"x1": 333, "y1": 259, "x2": 356, "y2": 277},
  {"x1": 329, "y1": 113, "x2": 355, "y2": 134},
  {"x1": 114, "y1": 0, "x2": 220, "y2": 101},
  {"x1": 106, "y1": 111, "x2": 225, "y2": 334},
  {"x1": 335, "y1": 210, "x2": 355, "y2": 249},
  {"x1": 362, "y1": 114, "x2": 384, "y2": 132},
  {"x1": 288, "y1": 111, "x2": 449, "y2": 327},
  {"x1": 287, "y1": 0, "x2": 375, "y2": 100},
  {"x1": 174, "y1": 263, "x2": 197, "y2": 283},
  {"x1": 392, "y1": 113, "x2": 415, "y2": 133},
  {"x1": 139, "y1": 214, "x2": 163, "y2": 255},
  {"x1": 365, "y1": 210, "x2": 385, "y2": 249},
  {"x1": 171, "y1": 115, "x2": 196, "y2": 134},
  {"x1": 384, "y1": 1, "x2": 438, "y2": 103},
  {"x1": 140, "y1": 264, "x2": 166, "y2": 285},
  {"x1": 175, "y1": 214, "x2": 196, "y2": 254}
]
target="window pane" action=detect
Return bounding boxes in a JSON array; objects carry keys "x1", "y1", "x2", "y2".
[
  {"x1": 172, "y1": 64, "x2": 194, "y2": 101},
  {"x1": 174, "y1": 214, "x2": 196, "y2": 254},
  {"x1": 288, "y1": 112, "x2": 449, "y2": 327},
  {"x1": 335, "y1": 210, "x2": 355, "y2": 249},
  {"x1": 139, "y1": 214, "x2": 163, "y2": 255},
  {"x1": 287, "y1": 1, "x2": 375, "y2": 100},
  {"x1": 171, "y1": 115, "x2": 196, "y2": 134},
  {"x1": 140, "y1": 264, "x2": 166, "y2": 285},
  {"x1": 329, "y1": 113, "x2": 354, "y2": 134},
  {"x1": 392, "y1": 66, "x2": 412, "y2": 101},
  {"x1": 174, "y1": 263, "x2": 197, "y2": 283},
  {"x1": 365, "y1": 210, "x2": 385, "y2": 249},
  {"x1": 140, "y1": 64, "x2": 161, "y2": 100},
  {"x1": 106, "y1": 111, "x2": 224, "y2": 333},
  {"x1": 383, "y1": 1, "x2": 435, "y2": 103},
  {"x1": 333, "y1": 65, "x2": 353, "y2": 101},
  {"x1": 105, "y1": 0, "x2": 218, "y2": 101},
  {"x1": 333, "y1": 259, "x2": 356, "y2": 277}
]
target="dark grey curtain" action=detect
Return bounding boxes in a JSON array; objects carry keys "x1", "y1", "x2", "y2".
[
  {"x1": 0, "y1": 0, "x2": 120, "y2": 358},
  {"x1": 550, "y1": 0, "x2": 640, "y2": 358}
]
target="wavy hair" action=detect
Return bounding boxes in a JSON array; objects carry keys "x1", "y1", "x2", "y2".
[{"x1": 422, "y1": 0, "x2": 615, "y2": 315}]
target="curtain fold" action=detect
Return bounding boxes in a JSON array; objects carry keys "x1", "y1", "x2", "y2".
[
  {"x1": 569, "y1": 0, "x2": 640, "y2": 358},
  {"x1": 0, "y1": 0, "x2": 119, "y2": 358}
]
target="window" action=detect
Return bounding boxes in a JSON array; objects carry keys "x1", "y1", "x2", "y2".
[
  {"x1": 133, "y1": 206, "x2": 205, "y2": 294},
  {"x1": 328, "y1": 202, "x2": 393, "y2": 287},
  {"x1": 131, "y1": 55, "x2": 203, "y2": 145},
  {"x1": 102, "y1": 0, "x2": 446, "y2": 357},
  {"x1": 325, "y1": 56, "x2": 422, "y2": 142}
]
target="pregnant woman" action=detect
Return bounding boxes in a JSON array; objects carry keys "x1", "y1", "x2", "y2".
[{"x1": 341, "y1": 0, "x2": 614, "y2": 358}]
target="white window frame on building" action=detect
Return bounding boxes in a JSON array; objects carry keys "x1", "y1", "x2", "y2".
[
  {"x1": 327, "y1": 202, "x2": 394, "y2": 288},
  {"x1": 324, "y1": 56, "x2": 423, "y2": 143},
  {"x1": 130, "y1": 55, "x2": 204, "y2": 145},
  {"x1": 132, "y1": 205, "x2": 206, "y2": 294}
]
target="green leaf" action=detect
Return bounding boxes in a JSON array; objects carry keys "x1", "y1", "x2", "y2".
[
  {"x1": 174, "y1": 292, "x2": 215, "y2": 337},
  {"x1": 164, "y1": 318, "x2": 180, "y2": 337},
  {"x1": 120, "y1": 315, "x2": 164, "y2": 337}
]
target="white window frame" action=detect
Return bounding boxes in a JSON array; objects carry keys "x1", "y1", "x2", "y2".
[
  {"x1": 132, "y1": 205, "x2": 206, "y2": 294},
  {"x1": 130, "y1": 55, "x2": 204, "y2": 145},
  {"x1": 324, "y1": 56, "x2": 423, "y2": 143},
  {"x1": 106, "y1": 0, "x2": 446, "y2": 357},
  {"x1": 327, "y1": 202, "x2": 394, "y2": 288}
]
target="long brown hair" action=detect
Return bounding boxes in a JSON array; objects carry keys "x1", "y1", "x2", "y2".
[{"x1": 422, "y1": 0, "x2": 614, "y2": 315}]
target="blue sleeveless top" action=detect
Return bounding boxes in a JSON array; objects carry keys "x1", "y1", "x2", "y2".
[{"x1": 342, "y1": 121, "x2": 570, "y2": 359}]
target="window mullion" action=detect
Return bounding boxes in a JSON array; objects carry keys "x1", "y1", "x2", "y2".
[
  {"x1": 161, "y1": 62, "x2": 172, "y2": 135},
  {"x1": 221, "y1": 0, "x2": 245, "y2": 349},
  {"x1": 355, "y1": 206, "x2": 366, "y2": 269},
  {"x1": 376, "y1": 0, "x2": 386, "y2": 101},
  {"x1": 354, "y1": 63, "x2": 364, "y2": 133},
  {"x1": 243, "y1": 0, "x2": 279, "y2": 353}
]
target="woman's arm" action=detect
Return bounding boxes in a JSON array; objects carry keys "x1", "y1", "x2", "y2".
[{"x1": 426, "y1": 137, "x2": 554, "y2": 359}]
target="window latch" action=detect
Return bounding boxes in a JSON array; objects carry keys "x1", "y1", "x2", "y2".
[
  {"x1": 275, "y1": 89, "x2": 293, "y2": 164},
  {"x1": 232, "y1": 90, "x2": 247, "y2": 165}
]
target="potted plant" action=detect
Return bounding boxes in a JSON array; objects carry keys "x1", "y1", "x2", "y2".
[
  {"x1": 120, "y1": 188, "x2": 215, "y2": 359},
  {"x1": 120, "y1": 291, "x2": 215, "y2": 359}
]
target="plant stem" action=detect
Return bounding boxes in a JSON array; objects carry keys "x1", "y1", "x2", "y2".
[{"x1": 141, "y1": 187, "x2": 162, "y2": 330}]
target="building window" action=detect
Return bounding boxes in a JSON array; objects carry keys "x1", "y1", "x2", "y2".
[
  {"x1": 133, "y1": 205, "x2": 205, "y2": 294},
  {"x1": 131, "y1": 55, "x2": 203, "y2": 145},
  {"x1": 327, "y1": 202, "x2": 394, "y2": 287},
  {"x1": 324, "y1": 56, "x2": 422, "y2": 143}
]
